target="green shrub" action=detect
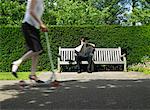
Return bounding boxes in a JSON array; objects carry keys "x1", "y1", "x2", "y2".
[
  {"x1": 128, "y1": 56, "x2": 150, "y2": 74},
  {"x1": 0, "y1": 25, "x2": 150, "y2": 72}
]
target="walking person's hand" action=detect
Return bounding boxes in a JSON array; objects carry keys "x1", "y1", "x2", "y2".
[{"x1": 40, "y1": 23, "x2": 48, "y2": 32}]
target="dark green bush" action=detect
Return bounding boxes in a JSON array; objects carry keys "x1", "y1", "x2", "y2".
[{"x1": 0, "y1": 25, "x2": 150, "y2": 72}]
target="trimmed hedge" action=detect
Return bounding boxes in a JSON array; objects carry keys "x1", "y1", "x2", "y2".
[{"x1": 0, "y1": 25, "x2": 150, "y2": 72}]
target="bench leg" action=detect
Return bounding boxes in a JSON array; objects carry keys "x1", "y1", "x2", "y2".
[
  {"x1": 57, "y1": 64, "x2": 61, "y2": 73},
  {"x1": 123, "y1": 57, "x2": 127, "y2": 72},
  {"x1": 124, "y1": 64, "x2": 127, "y2": 72}
]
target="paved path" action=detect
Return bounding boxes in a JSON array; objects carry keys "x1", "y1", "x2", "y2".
[
  {"x1": 39, "y1": 71, "x2": 150, "y2": 81},
  {"x1": 0, "y1": 72, "x2": 150, "y2": 110}
]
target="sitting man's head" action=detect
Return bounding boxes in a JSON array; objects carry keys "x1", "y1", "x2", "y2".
[
  {"x1": 80, "y1": 37, "x2": 95, "y2": 48},
  {"x1": 80, "y1": 37, "x2": 85, "y2": 42},
  {"x1": 80, "y1": 37, "x2": 89, "y2": 43}
]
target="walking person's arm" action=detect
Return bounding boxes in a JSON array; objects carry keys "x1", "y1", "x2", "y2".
[{"x1": 30, "y1": 0, "x2": 48, "y2": 32}]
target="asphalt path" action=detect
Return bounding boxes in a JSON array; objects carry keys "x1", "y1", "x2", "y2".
[{"x1": 0, "y1": 78, "x2": 150, "y2": 110}]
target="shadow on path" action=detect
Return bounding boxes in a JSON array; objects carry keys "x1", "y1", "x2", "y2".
[{"x1": 0, "y1": 79, "x2": 150, "y2": 110}]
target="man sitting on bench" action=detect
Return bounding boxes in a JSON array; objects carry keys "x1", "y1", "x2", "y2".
[{"x1": 75, "y1": 37, "x2": 95, "y2": 73}]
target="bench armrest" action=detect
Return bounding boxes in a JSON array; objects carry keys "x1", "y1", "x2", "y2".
[
  {"x1": 120, "y1": 53, "x2": 126, "y2": 57},
  {"x1": 57, "y1": 54, "x2": 61, "y2": 58},
  {"x1": 74, "y1": 50, "x2": 78, "y2": 56},
  {"x1": 57, "y1": 54, "x2": 62, "y2": 61}
]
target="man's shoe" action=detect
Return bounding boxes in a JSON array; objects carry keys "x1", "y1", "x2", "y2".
[
  {"x1": 29, "y1": 74, "x2": 45, "y2": 83},
  {"x1": 36, "y1": 80, "x2": 45, "y2": 83},
  {"x1": 11, "y1": 60, "x2": 22, "y2": 78},
  {"x1": 87, "y1": 70, "x2": 92, "y2": 73},
  {"x1": 77, "y1": 70, "x2": 81, "y2": 73},
  {"x1": 12, "y1": 72, "x2": 18, "y2": 78},
  {"x1": 11, "y1": 64, "x2": 18, "y2": 78}
]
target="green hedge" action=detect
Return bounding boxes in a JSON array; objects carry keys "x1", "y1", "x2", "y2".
[{"x1": 0, "y1": 25, "x2": 150, "y2": 72}]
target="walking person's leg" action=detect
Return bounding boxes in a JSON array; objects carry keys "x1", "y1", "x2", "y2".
[
  {"x1": 12, "y1": 50, "x2": 34, "y2": 78},
  {"x1": 29, "y1": 51, "x2": 44, "y2": 83},
  {"x1": 31, "y1": 54, "x2": 39, "y2": 75}
]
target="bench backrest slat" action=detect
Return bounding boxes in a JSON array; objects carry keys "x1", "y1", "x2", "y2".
[
  {"x1": 60, "y1": 48, "x2": 75, "y2": 61},
  {"x1": 92, "y1": 48, "x2": 121, "y2": 62},
  {"x1": 59, "y1": 47, "x2": 122, "y2": 62}
]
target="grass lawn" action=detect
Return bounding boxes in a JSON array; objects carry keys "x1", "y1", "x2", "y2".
[{"x1": 0, "y1": 72, "x2": 42, "y2": 80}]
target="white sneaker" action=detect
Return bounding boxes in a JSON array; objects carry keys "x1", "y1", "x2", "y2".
[{"x1": 11, "y1": 60, "x2": 22, "y2": 78}]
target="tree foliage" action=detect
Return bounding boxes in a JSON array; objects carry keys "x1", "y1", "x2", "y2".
[
  {"x1": 128, "y1": 0, "x2": 150, "y2": 25},
  {"x1": 118, "y1": 0, "x2": 150, "y2": 25},
  {"x1": 0, "y1": 0, "x2": 149, "y2": 26},
  {"x1": 45, "y1": 0, "x2": 109, "y2": 25},
  {"x1": 0, "y1": 0, "x2": 25, "y2": 26}
]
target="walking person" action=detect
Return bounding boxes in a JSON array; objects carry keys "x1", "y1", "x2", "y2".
[{"x1": 11, "y1": 0, "x2": 48, "y2": 83}]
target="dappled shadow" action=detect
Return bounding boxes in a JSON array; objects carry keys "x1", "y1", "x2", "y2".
[{"x1": 0, "y1": 79, "x2": 150, "y2": 110}]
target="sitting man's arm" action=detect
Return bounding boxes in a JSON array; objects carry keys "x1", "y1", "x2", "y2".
[{"x1": 88, "y1": 43, "x2": 95, "y2": 48}]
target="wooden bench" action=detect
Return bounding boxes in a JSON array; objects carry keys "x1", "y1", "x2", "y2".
[{"x1": 58, "y1": 47, "x2": 127, "y2": 72}]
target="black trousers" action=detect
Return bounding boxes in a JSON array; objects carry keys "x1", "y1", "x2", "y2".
[{"x1": 76, "y1": 55, "x2": 94, "y2": 72}]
